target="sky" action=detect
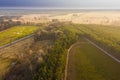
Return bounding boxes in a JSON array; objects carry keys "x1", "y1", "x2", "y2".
[{"x1": 0, "y1": 0, "x2": 120, "y2": 9}]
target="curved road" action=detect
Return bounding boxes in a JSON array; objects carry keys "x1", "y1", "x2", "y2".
[{"x1": 64, "y1": 42, "x2": 80, "y2": 80}]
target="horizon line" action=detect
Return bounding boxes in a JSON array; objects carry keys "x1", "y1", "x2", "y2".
[{"x1": 0, "y1": 7, "x2": 120, "y2": 10}]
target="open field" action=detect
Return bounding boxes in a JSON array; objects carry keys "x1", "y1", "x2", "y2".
[
  {"x1": 62, "y1": 23, "x2": 120, "y2": 60},
  {"x1": 67, "y1": 38, "x2": 120, "y2": 80},
  {"x1": 0, "y1": 26, "x2": 39, "y2": 46},
  {"x1": 76, "y1": 24, "x2": 120, "y2": 60},
  {"x1": 1, "y1": 21, "x2": 120, "y2": 80}
]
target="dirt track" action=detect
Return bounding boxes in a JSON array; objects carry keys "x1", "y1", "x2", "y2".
[{"x1": 64, "y1": 43, "x2": 78, "y2": 80}]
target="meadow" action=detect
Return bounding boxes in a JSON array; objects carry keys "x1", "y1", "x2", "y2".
[
  {"x1": 63, "y1": 23, "x2": 120, "y2": 59},
  {"x1": 67, "y1": 38, "x2": 120, "y2": 80},
  {"x1": 60, "y1": 23, "x2": 120, "y2": 80},
  {"x1": 77, "y1": 24, "x2": 120, "y2": 59},
  {"x1": 1, "y1": 22, "x2": 120, "y2": 80},
  {"x1": 0, "y1": 26, "x2": 39, "y2": 46}
]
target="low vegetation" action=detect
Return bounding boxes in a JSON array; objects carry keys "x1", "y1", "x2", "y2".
[
  {"x1": 76, "y1": 24, "x2": 120, "y2": 59},
  {"x1": 0, "y1": 26, "x2": 39, "y2": 46},
  {"x1": 2, "y1": 22, "x2": 120, "y2": 80},
  {"x1": 33, "y1": 23, "x2": 77, "y2": 80},
  {"x1": 3, "y1": 23, "x2": 77, "y2": 80},
  {"x1": 61, "y1": 23, "x2": 120, "y2": 59},
  {"x1": 67, "y1": 38, "x2": 120, "y2": 80}
]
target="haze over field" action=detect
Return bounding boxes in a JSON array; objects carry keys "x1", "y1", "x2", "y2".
[
  {"x1": 9, "y1": 11, "x2": 120, "y2": 26},
  {"x1": 1, "y1": 0, "x2": 120, "y2": 26}
]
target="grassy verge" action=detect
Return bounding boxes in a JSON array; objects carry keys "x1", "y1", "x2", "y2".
[
  {"x1": 0, "y1": 26, "x2": 39, "y2": 46},
  {"x1": 67, "y1": 38, "x2": 120, "y2": 80}
]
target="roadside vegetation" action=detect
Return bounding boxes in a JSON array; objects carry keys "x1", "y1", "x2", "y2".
[
  {"x1": 33, "y1": 23, "x2": 78, "y2": 80},
  {"x1": 3, "y1": 22, "x2": 77, "y2": 80},
  {"x1": 34, "y1": 23, "x2": 120, "y2": 80},
  {"x1": 61, "y1": 23, "x2": 120, "y2": 60},
  {"x1": 77, "y1": 24, "x2": 120, "y2": 59}
]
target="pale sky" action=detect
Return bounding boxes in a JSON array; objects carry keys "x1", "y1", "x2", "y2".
[{"x1": 0, "y1": 0, "x2": 120, "y2": 9}]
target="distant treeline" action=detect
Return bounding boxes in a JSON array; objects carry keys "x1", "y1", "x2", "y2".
[{"x1": 0, "y1": 16, "x2": 45, "y2": 31}]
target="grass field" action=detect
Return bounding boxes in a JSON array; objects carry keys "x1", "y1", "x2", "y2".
[
  {"x1": 67, "y1": 38, "x2": 120, "y2": 80},
  {"x1": 1, "y1": 23, "x2": 120, "y2": 80},
  {"x1": 62, "y1": 23, "x2": 120, "y2": 60},
  {"x1": 0, "y1": 26, "x2": 39, "y2": 46},
  {"x1": 77, "y1": 24, "x2": 120, "y2": 59}
]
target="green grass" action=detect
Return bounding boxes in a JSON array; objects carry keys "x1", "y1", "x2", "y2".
[
  {"x1": 62, "y1": 23, "x2": 120, "y2": 60},
  {"x1": 68, "y1": 38, "x2": 120, "y2": 80},
  {"x1": 77, "y1": 24, "x2": 120, "y2": 58},
  {"x1": 62, "y1": 23, "x2": 83, "y2": 35},
  {"x1": 0, "y1": 26, "x2": 39, "y2": 46}
]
